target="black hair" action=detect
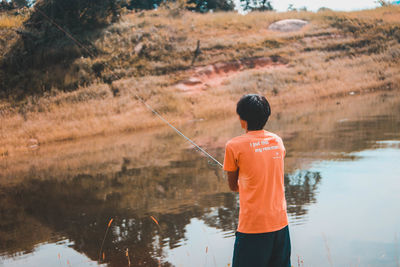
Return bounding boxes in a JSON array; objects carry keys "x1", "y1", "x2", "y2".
[{"x1": 236, "y1": 94, "x2": 271, "y2": 131}]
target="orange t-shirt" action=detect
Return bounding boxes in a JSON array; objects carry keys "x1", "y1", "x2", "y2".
[{"x1": 224, "y1": 130, "x2": 288, "y2": 233}]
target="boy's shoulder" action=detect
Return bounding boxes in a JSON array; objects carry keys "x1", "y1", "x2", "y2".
[
  {"x1": 226, "y1": 133, "x2": 249, "y2": 148},
  {"x1": 226, "y1": 130, "x2": 283, "y2": 147}
]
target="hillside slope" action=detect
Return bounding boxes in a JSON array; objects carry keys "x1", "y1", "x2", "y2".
[{"x1": 0, "y1": 6, "x2": 400, "y2": 155}]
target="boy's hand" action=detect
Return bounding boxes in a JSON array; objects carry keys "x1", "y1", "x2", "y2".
[{"x1": 226, "y1": 170, "x2": 239, "y2": 192}]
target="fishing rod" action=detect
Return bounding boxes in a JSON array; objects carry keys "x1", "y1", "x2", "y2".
[{"x1": 34, "y1": 6, "x2": 224, "y2": 168}]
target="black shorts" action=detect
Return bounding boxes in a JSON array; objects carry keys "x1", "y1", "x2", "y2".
[{"x1": 232, "y1": 225, "x2": 291, "y2": 267}]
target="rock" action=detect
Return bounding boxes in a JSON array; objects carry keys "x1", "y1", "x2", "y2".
[
  {"x1": 213, "y1": 61, "x2": 241, "y2": 74},
  {"x1": 134, "y1": 42, "x2": 144, "y2": 55},
  {"x1": 195, "y1": 65, "x2": 215, "y2": 77},
  {"x1": 181, "y1": 77, "x2": 202, "y2": 86},
  {"x1": 27, "y1": 138, "x2": 39, "y2": 150},
  {"x1": 268, "y1": 19, "x2": 308, "y2": 32}
]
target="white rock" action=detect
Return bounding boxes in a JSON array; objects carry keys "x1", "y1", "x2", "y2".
[{"x1": 268, "y1": 19, "x2": 308, "y2": 32}]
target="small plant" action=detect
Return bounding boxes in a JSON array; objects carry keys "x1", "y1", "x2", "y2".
[{"x1": 98, "y1": 218, "x2": 114, "y2": 262}]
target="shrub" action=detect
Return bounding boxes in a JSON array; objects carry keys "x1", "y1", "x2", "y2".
[
  {"x1": 0, "y1": 0, "x2": 122, "y2": 98},
  {"x1": 25, "y1": 0, "x2": 121, "y2": 34}
]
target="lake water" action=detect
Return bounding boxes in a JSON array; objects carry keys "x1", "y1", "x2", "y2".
[{"x1": 1, "y1": 91, "x2": 399, "y2": 267}]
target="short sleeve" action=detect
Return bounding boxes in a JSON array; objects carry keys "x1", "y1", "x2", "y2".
[{"x1": 224, "y1": 142, "x2": 238, "y2": 172}]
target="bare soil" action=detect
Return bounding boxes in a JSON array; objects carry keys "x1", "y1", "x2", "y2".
[{"x1": 175, "y1": 56, "x2": 288, "y2": 93}]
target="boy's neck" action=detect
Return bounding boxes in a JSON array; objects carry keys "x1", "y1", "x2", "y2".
[{"x1": 246, "y1": 129, "x2": 264, "y2": 133}]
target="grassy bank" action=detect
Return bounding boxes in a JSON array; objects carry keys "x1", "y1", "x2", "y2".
[{"x1": 1, "y1": 6, "x2": 400, "y2": 156}]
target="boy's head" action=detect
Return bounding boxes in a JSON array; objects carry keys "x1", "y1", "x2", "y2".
[{"x1": 236, "y1": 94, "x2": 271, "y2": 131}]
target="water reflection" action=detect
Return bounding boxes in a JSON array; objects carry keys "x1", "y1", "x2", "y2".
[
  {"x1": 0, "y1": 152, "x2": 323, "y2": 266},
  {"x1": 285, "y1": 171, "x2": 321, "y2": 224},
  {"x1": 1, "y1": 91, "x2": 400, "y2": 266}
]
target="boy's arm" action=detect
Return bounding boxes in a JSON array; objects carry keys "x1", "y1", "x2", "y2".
[
  {"x1": 224, "y1": 141, "x2": 238, "y2": 192},
  {"x1": 226, "y1": 170, "x2": 239, "y2": 192}
]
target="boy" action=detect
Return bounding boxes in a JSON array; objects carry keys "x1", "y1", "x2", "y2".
[{"x1": 224, "y1": 94, "x2": 291, "y2": 267}]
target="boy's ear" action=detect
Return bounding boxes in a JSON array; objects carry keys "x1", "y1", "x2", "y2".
[{"x1": 239, "y1": 119, "x2": 247, "y2": 130}]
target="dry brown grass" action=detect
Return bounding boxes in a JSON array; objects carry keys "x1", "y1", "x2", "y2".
[
  {"x1": 339, "y1": 5, "x2": 400, "y2": 23},
  {"x1": 0, "y1": 13, "x2": 25, "y2": 28},
  {"x1": 1, "y1": 6, "x2": 400, "y2": 156}
]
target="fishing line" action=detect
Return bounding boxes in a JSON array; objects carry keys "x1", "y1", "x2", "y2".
[
  {"x1": 34, "y1": 6, "x2": 224, "y2": 168},
  {"x1": 135, "y1": 96, "x2": 223, "y2": 168}
]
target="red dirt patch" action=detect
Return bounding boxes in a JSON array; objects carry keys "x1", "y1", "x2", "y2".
[{"x1": 175, "y1": 56, "x2": 288, "y2": 93}]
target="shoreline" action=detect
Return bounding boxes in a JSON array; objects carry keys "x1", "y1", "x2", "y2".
[
  {"x1": 1, "y1": 88, "x2": 399, "y2": 181},
  {"x1": 0, "y1": 72, "x2": 398, "y2": 158}
]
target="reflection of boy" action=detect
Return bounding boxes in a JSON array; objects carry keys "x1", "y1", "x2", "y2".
[{"x1": 224, "y1": 94, "x2": 291, "y2": 267}]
